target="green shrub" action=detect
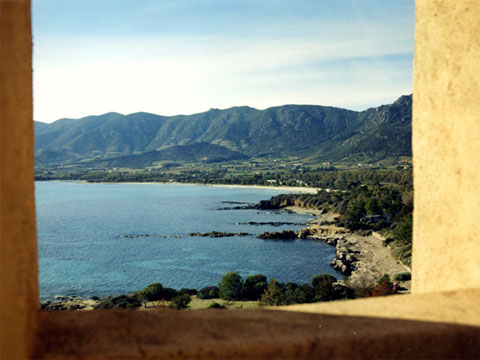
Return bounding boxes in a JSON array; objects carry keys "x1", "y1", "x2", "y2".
[
  {"x1": 311, "y1": 274, "x2": 338, "y2": 301},
  {"x1": 208, "y1": 302, "x2": 226, "y2": 309},
  {"x1": 162, "y1": 287, "x2": 178, "y2": 301},
  {"x1": 391, "y1": 214, "x2": 413, "y2": 266},
  {"x1": 259, "y1": 279, "x2": 284, "y2": 306},
  {"x1": 393, "y1": 214, "x2": 412, "y2": 242},
  {"x1": 93, "y1": 294, "x2": 141, "y2": 310},
  {"x1": 179, "y1": 288, "x2": 198, "y2": 296},
  {"x1": 311, "y1": 274, "x2": 336, "y2": 288},
  {"x1": 198, "y1": 286, "x2": 219, "y2": 299},
  {"x1": 393, "y1": 272, "x2": 411, "y2": 281},
  {"x1": 331, "y1": 283, "x2": 355, "y2": 300},
  {"x1": 283, "y1": 284, "x2": 309, "y2": 305},
  {"x1": 218, "y1": 272, "x2": 244, "y2": 300},
  {"x1": 169, "y1": 294, "x2": 191, "y2": 309},
  {"x1": 93, "y1": 298, "x2": 114, "y2": 310},
  {"x1": 242, "y1": 274, "x2": 267, "y2": 300},
  {"x1": 377, "y1": 274, "x2": 392, "y2": 286},
  {"x1": 354, "y1": 286, "x2": 374, "y2": 299},
  {"x1": 364, "y1": 274, "x2": 395, "y2": 297},
  {"x1": 299, "y1": 284, "x2": 315, "y2": 303}
]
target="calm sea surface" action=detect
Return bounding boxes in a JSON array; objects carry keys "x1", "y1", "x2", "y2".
[{"x1": 35, "y1": 181, "x2": 339, "y2": 299}]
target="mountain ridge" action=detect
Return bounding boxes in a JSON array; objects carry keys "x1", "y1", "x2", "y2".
[{"x1": 35, "y1": 95, "x2": 412, "y2": 166}]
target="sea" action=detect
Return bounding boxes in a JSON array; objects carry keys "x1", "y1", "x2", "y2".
[{"x1": 35, "y1": 181, "x2": 340, "y2": 300}]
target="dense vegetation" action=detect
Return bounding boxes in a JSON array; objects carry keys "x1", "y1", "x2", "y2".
[
  {"x1": 88, "y1": 143, "x2": 248, "y2": 168},
  {"x1": 36, "y1": 167, "x2": 411, "y2": 190},
  {"x1": 34, "y1": 95, "x2": 411, "y2": 165},
  {"x1": 258, "y1": 176, "x2": 413, "y2": 266},
  {"x1": 89, "y1": 271, "x2": 400, "y2": 310},
  {"x1": 94, "y1": 283, "x2": 198, "y2": 310}
]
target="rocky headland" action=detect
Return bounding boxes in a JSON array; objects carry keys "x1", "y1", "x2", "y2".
[{"x1": 257, "y1": 223, "x2": 410, "y2": 289}]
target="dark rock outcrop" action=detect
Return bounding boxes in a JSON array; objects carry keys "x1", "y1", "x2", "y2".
[
  {"x1": 237, "y1": 221, "x2": 304, "y2": 227},
  {"x1": 41, "y1": 300, "x2": 86, "y2": 311},
  {"x1": 257, "y1": 230, "x2": 297, "y2": 240},
  {"x1": 189, "y1": 231, "x2": 251, "y2": 238},
  {"x1": 119, "y1": 234, "x2": 182, "y2": 239}
]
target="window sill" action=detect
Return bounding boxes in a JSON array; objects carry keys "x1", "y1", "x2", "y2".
[{"x1": 33, "y1": 290, "x2": 480, "y2": 359}]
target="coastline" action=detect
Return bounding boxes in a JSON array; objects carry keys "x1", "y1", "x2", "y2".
[
  {"x1": 38, "y1": 181, "x2": 410, "y2": 309},
  {"x1": 207, "y1": 184, "x2": 318, "y2": 194},
  {"x1": 38, "y1": 179, "x2": 319, "y2": 194},
  {"x1": 284, "y1": 208, "x2": 411, "y2": 290}
]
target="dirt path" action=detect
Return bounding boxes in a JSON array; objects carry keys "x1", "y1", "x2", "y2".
[{"x1": 340, "y1": 233, "x2": 410, "y2": 289}]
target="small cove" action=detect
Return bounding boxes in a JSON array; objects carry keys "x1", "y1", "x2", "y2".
[{"x1": 35, "y1": 181, "x2": 340, "y2": 299}]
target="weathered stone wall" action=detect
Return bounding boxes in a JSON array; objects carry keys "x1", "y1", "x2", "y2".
[
  {"x1": 0, "y1": 0, "x2": 479, "y2": 358},
  {"x1": 412, "y1": 0, "x2": 480, "y2": 293},
  {"x1": 0, "y1": 1, "x2": 38, "y2": 359}
]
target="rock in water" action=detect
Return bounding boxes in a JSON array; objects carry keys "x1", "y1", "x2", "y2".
[{"x1": 257, "y1": 230, "x2": 297, "y2": 240}]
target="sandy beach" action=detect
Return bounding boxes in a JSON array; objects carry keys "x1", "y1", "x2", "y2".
[
  {"x1": 45, "y1": 180, "x2": 319, "y2": 194},
  {"x1": 207, "y1": 184, "x2": 318, "y2": 194}
]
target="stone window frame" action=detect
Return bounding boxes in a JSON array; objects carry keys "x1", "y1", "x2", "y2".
[{"x1": 1, "y1": 0, "x2": 479, "y2": 358}]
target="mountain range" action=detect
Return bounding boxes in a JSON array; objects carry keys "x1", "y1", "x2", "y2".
[{"x1": 34, "y1": 95, "x2": 412, "y2": 166}]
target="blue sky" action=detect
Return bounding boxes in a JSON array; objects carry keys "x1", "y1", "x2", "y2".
[{"x1": 33, "y1": 0, "x2": 415, "y2": 123}]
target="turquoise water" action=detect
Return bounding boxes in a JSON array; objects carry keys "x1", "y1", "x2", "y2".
[{"x1": 35, "y1": 181, "x2": 339, "y2": 299}]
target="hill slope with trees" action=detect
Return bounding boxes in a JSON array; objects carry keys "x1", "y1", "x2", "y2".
[{"x1": 34, "y1": 95, "x2": 411, "y2": 165}]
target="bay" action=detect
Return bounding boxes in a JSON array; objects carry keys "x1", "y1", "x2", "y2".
[{"x1": 35, "y1": 181, "x2": 340, "y2": 299}]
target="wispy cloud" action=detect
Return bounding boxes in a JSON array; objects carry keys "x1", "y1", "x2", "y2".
[{"x1": 33, "y1": 0, "x2": 414, "y2": 122}]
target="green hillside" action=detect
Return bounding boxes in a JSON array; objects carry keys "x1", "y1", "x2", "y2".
[
  {"x1": 34, "y1": 95, "x2": 412, "y2": 165},
  {"x1": 89, "y1": 142, "x2": 248, "y2": 168}
]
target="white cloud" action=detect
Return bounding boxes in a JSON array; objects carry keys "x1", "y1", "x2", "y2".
[{"x1": 33, "y1": 22, "x2": 413, "y2": 122}]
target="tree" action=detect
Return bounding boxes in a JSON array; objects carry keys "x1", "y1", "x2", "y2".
[
  {"x1": 137, "y1": 283, "x2": 164, "y2": 301},
  {"x1": 198, "y1": 286, "x2": 219, "y2": 299},
  {"x1": 218, "y1": 272, "x2": 244, "y2": 300},
  {"x1": 259, "y1": 279, "x2": 284, "y2": 306},
  {"x1": 346, "y1": 200, "x2": 366, "y2": 222},
  {"x1": 162, "y1": 287, "x2": 178, "y2": 301},
  {"x1": 242, "y1": 274, "x2": 267, "y2": 300},
  {"x1": 393, "y1": 214, "x2": 412, "y2": 242},
  {"x1": 311, "y1": 274, "x2": 336, "y2": 288},
  {"x1": 365, "y1": 197, "x2": 381, "y2": 215},
  {"x1": 299, "y1": 284, "x2": 315, "y2": 303},
  {"x1": 311, "y1": 274, "x2": 337, "y2": 301},
  {"x1": 169, "y1": 294, "x2": 191, "y2": 309},
  {"x1": 282, "y1": 282, "x2": 309, "y2": 304}
]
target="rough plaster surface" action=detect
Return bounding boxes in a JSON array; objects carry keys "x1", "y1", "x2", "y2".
[
  {"x1": 0, "y1": 1, "x2": 39, "y2": 359},
  {"x1": 412, "y1": 0, "x2": 480, "y2": 293},
  {"x1": 277, "y1": 289, "x2": 480, "y2": 327},
  {"x1": 1, "y1": 0, "x2": 480, "y2": 358},
  {"x1": 33, "y1": 310, "x2": 479, "y2": 359}
]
